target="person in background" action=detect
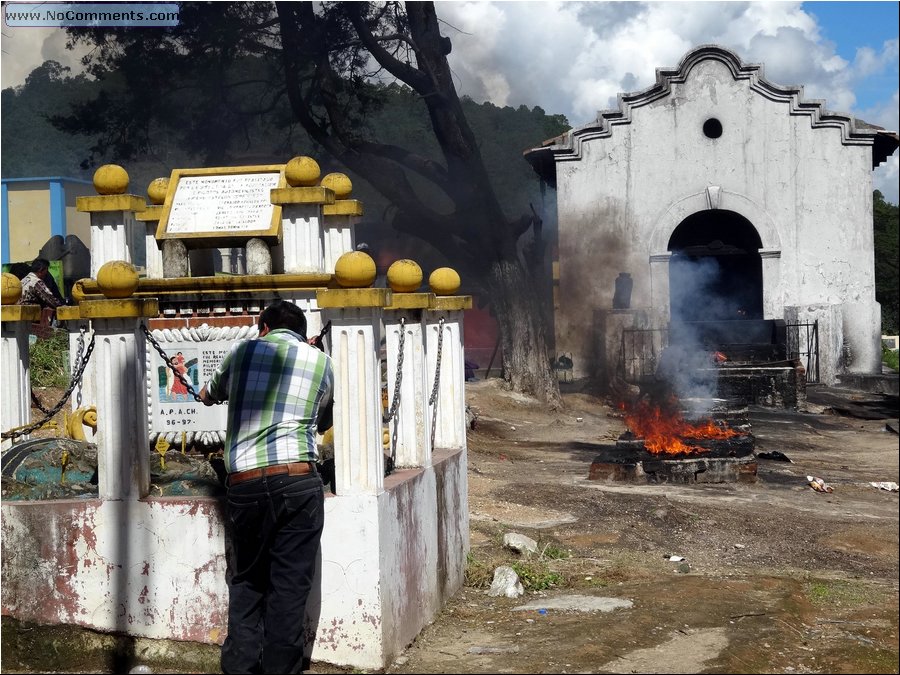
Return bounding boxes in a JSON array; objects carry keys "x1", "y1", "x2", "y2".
[
  {"x1": 19, "y1": 258, "x2": 64, "y2": 310},
  {"x1": 19, "y1": 258, "x2": 64, "y2": 327},
  {"x1": 200, "y1": 300, "x2": 333, "y2": 674}
]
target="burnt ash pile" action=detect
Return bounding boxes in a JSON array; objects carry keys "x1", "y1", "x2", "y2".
[{"x1": 590, "y1": 398, "x2": 758, "y2": 484}]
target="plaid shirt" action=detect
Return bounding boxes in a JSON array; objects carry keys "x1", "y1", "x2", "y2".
[
  {"x1": 205, "y1": 329, "x2": 333, "y2": 474},
  {"x1": 19, "y1": 272, "x2": 62, "y2": 309}
]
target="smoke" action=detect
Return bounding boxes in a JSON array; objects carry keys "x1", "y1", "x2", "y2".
[
  {"x1": 656, "y1": 256, "x2": 729, "y2": 404},
  {"x1": 669, "y1": 255, "x2": 744, "y2": 323}
]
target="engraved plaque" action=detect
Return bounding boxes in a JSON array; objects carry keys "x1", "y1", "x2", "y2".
[{"x1": 156, "y1": 165, "x2": 286, "y2": 246}]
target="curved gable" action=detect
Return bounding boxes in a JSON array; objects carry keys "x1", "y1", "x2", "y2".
[{"x1": 525, "y1": 44, "x2": 897, "y2": 184}]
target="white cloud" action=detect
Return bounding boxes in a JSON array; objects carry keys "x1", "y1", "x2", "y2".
[
  {"x1": 1, "y1": 26, "x2": 91, "y2": 88},
  {"x1": 1, "y1": 1, "x2": 896, "y2": 200},
  {"x1": 440, "y1": 1, "x2": 899, "y2": 127},
  {"x1": 439, "y1": 1, "x2": 898, "y2": 200},
  {"x1": 874, "y1": 157, "x2": 898, "y2": 205}
]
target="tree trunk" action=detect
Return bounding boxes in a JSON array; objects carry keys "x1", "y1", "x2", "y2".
[{"x1": 488, "y1": 256, "x2": 561, "y2": 407}]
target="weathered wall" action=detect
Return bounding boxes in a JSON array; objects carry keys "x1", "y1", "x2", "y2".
[
  {"x1": 6, "y1": 184, "x2": 50, "y2": 262},
  {"x1": 551, "y1": 50, "x2": 882, "y2": 383},
  {"x1": 0, "y1": 447, "x2": 468, "y2": 671}
]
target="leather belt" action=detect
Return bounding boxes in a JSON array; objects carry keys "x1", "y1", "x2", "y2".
[{"x1": 227, "y1": 461, "x2": 314, "y2": 486}]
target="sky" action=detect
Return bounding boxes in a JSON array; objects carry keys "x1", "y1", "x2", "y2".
[{"x1": 1, "y1": 0, "x2": 898, "y2": 201}]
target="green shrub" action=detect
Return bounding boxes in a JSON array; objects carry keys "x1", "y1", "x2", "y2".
[
  {"x1": 30, "y1": 329, "x2": 70, "y2": 388},
  {"x1": 511, "y1": 561, "x2": 562, "y2": 591},
  {"x1": 882, "y1": 344, "x2": 899, "y2": 372}
]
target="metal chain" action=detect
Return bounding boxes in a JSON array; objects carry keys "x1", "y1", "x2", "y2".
[
  {"x1": 30, "y1": 328, "x2": 87, "y2": 415},
  {"x1": 2, "y1": 330, "x2": 96, "y2": 441},
  {"x1": 30, "y1": 390, "x2": 52, "y2": 415},
  {"x1": 140, "y1": 323, "x2": 206, "y2": 404},
  {"x1": 383, "y1": 317, "x2": 405, "y2": 423},
  {"x1": 428, "y1": 317, "x2": 445, "y2": 406}
]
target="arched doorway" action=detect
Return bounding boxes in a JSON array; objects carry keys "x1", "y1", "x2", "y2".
[{"x1": 668, "y1": 210, "x2": 763, "y2": 322}]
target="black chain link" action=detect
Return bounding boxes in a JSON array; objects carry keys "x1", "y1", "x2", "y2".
[
  {"x1": 2, "y1": 330, "x2": 96, "y2": 441},
  {"x1": 383, "y1": 317, "x2": 405, "y2": 423},
  {"x1": 30, "y1": 390, "x2": 52, "y2": 415},
  {"x1": 140, "y1": 323, "x2": 207, "y2": 404},
  {"x1": 428, "y1": 317, "x2": 445, "y2": 406},
  {"x1": 30, "y1": 329, "x2": 87, "y2": 416}
]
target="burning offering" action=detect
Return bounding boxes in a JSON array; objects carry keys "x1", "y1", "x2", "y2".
[
  {"x1": 621, "y1": 397, "x2": 746, "y2": 456},
  {"x1": 590, "y1": 396, "x2": 757, "y2": 484}
]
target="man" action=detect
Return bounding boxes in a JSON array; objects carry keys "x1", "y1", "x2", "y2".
[
  {"x1": 200, "y1": 300, "x2": 334, "y2": 674},
  {"x1": 19, "y1": 258, "x2": 64, "y2": 310}
]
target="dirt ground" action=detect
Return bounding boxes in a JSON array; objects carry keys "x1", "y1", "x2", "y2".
[
  {"x1": 6, "y1": 378, "x2": 899, "y2": 674},
  {"x1": 375, "y1": 378, "x2": 899, "y2": 675}
]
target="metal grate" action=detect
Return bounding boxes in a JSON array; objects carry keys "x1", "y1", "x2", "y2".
[
  {"x1": 621, "y1": 328, "x2": 669, "y2": 384},
  {"x1": 786, "y1": 320, "x2": 819, "y2": 384}
]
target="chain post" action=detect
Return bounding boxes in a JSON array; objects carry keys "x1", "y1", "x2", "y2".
[
  {"x1": 428, "y1": 317, "x2": 445, "y2": 406},
  {"x1": 383, "y1": 316, "x2": 405, "y2": 423}
]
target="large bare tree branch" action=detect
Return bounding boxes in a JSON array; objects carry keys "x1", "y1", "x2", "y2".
[{"x1": 345, "y1": 4, "x2": 433, "y2": 95}]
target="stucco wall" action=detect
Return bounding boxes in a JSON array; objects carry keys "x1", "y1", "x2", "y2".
[
  {"x1": 65, "y1": 183, "x2": 95, "y2": 249},
  {"x1": 553, "y1": 53, "x2": 882, "y2": 381},
  {"x1": 1, "y1": 448, "x2": 468, "y2": 671},
  {"x1": 7, "y1": 184, "x2": 51, "y2": 262}
]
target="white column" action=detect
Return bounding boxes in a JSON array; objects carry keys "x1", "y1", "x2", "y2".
[
  {"x1": 760, "y1": 249, "x2": 782, "y2": 320},
  {"x1": 328, "y1": 307, "x2": 384, "y2": 495},
  {"x1": 384, "y1": 310, "x2": 430, "y2": 468},
  {"x1": 425, "y1": 309, "x2": 467, "y2": 450},
  {"x1": 323, "y1": 215, "x2": 357, "y2": 273},
  {"x1": 280, "y1": 204, "x2": 325, "y2": 274},
  {"x1": 91, "y1": 318, "x2": 151, "y2": 499},
  {"x1": 649, "y1": 252, "x2": 671, "y2": 324},
  {"x1": 90, "y1": 211, "x2": 139, "y2": 278},
  {"x1": 1, "y1": 319, "x2": 32, "y2": 450},
  {"x1": 144, "y1": 220, "x2": 164, "y2": 279}
]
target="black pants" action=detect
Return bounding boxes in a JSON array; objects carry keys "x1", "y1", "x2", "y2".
[{"x1": 221, "y1": 471, "x2": 324, "y2": 674}]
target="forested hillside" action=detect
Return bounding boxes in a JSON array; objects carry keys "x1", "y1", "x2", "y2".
[{"x1": 2, "y1": 59, "x2": 567, "y2": 271}]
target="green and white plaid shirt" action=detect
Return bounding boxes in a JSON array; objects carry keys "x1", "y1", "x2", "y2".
[{"x1": 205, "y1": 328, "x2": 334, "y2": 474}]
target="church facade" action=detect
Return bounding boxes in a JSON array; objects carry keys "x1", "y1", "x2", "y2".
[{"x1": 526, "y1": 45, "x2": 898, "y2": 388}]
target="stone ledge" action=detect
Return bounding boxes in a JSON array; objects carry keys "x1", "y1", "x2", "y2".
[
  {"x1": 76, "y1": 194, "x2": 147, "y2": 213},
  {"x1": 430, "y1": 296, "x2": 473, "y2": 311},
  {"x1": 1, "y1": 305, "x2": 41, "y2": 322}
]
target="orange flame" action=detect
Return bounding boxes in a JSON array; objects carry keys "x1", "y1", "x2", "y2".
[{"x1": 623, "y1": 398, "x2": 743, "y2": 455}]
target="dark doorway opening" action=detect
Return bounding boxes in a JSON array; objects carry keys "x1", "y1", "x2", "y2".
[{"x1": 668, "y1": 210, "x2": 763, "y2": 322}]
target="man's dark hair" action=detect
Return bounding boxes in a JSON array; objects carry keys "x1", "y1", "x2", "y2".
[
  {"x1": 259, "y1": 300, "x2": 307, "y2": 337},
  {"x1": 30, "y1": 258, "x2": 50, "y2": 273}
]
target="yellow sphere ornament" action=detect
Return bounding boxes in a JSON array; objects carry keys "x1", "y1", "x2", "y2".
[
  {"x1": 284, "y1": 156, "x2": 321, "y2": 187},
  {"x1": 96, "y1": 261, "x2": 139, "y2": 299},
  {"x1": 386, "y1": 259, "x2": 423, "y2": 293},
  {"x1": 334, "y1": 251, "x2": 376, "y2": 288},
  {"x1": 429, "y1": 267, "x2": 461, "y2": 296},
  {"x1": 321, "y1": 172, "x2": 353, "y2": 199},
  {"x1": 1, "y1": 273, "x2": 22, "y2": 305},
  {"x1": 93, "y1": 164, "x2": 130, "y2": 195},
  {"x1": 147, "y1": 177, "x2": 169, "y2": 205}
]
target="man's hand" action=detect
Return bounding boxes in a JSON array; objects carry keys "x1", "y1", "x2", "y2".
[{"x1": 199, "y1": 386, "x2": 220, "y2": 407}]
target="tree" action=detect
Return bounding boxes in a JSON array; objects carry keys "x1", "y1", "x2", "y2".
[
  {"x1": 873, "y1": 190, "x2": 899, "y2": 335},
  {"x1": 0, "y1": 61, "x2": 99, "y2": 178},
  {"x1": 60, "y1": 1, "x2": 563, "y2": 404}
]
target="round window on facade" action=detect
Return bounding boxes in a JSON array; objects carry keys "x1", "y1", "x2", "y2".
[{"x1": 703, "y1": 118, "x2": 723, "y2": 139}]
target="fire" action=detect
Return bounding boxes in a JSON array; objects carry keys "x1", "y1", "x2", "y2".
[{"x1": 623, "y1": 397, "x2": 743, "y2": 455}]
